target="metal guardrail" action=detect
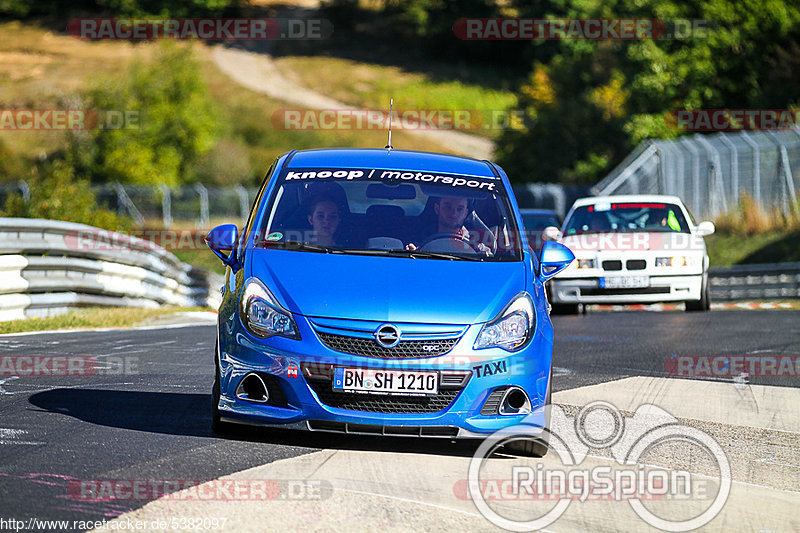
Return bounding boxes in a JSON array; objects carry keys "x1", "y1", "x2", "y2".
[
  {"x1": 0, "y1": 218, "x2": 223, "y2": 321},
  {"x1": 709, "y1": 262, "x2": 800, "y2": 301}
]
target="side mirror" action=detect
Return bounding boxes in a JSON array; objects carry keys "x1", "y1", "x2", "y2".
[
  {"x1": 695, "y1": 221, "x2": 715, "y2": 236},
  {"x1": 538, "y1": 241, "x2": 575, "y2": 282},
  {"x1": 542, "y1": 226, "x2": 561, "y2": 242},
  {"x1": 205, "y1": 224, "x2": 238, "y2": 265}
]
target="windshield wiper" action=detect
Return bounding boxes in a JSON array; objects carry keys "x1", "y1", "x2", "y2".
[
  {"x1": 336, "y1": 248, "x2": 481, "y2": 261},
  {"x1": 260, "y1": 240, "x2": 341, "y2": 253}
]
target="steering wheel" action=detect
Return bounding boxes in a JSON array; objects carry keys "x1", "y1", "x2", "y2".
[{"x1": 417, "y1": 232, "x2": 483, "y2": 253}]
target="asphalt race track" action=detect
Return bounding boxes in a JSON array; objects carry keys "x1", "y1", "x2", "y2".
[{"x1": 0, "y1": 310, "x2": 798, "y2": 531}]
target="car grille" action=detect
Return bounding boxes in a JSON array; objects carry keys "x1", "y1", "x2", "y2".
[
  {"x1": 317, "y1": 332, "x2": 458, "y2": 358},
  {"x1": 307, "y1": 382, "x2": 462, "y2": 413},
  {"x1": 602, "y1": 260, "x2": 623, "y2": 271},
  {"x1": 308, "y1": 420, "x2": 459, "y2": 437},
  {"x1": 626, "y1": 259, "x2": 647, "y2": 270},
  {"x1": 581, "y1": 287, "x2": 670, "y2": 296}
]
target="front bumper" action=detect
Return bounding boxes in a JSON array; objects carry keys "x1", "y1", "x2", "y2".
[
  {"x1": 550, "y1": 273, "x2": 703, "y2": 304},
  {"x1": 216, "y1": 314, "x2": 552, "y2": 438}
]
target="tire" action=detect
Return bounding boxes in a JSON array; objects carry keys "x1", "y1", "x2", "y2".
[
  {"x1": 550, "y1": 303, "x2": 580, "y2": 315},
  {"x1": 503, "y1": 370, "x2": 552, "y2": 458},
  {"x1": 685, "y1": 273, "x2": 710, "y2": 312}
]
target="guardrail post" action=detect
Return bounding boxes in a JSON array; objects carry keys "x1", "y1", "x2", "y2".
[
  {"x1": 158, "y1": 184, "x2": 172, "y2": 229},
  {"x1": 235, "y1": 185, "x2": 250, "y2": 222},
  {"x1": 194, "y1": 184, "x2": 210, "y2": 229},
  {"x1": 17, "y1": 180, "x2": 30, "y2": 202},
  {"x1": 113, "y1": 182, "x2": 145, "y2": 227},
  {"x1": 765, "y1": 131, "x2": 799, "y2": 218},
  {"x1": 717, "y1": 133, "x2": 739, "y2": 207},
  {"x1": 694, "y1": 134, "x2": 728, "y2": 217},
  {"x1": 680, "y1": 137, "x2": 703, "y2": 218},
  {"x1": 739, "y1": 131, "x2": 761, "y2": 207}
]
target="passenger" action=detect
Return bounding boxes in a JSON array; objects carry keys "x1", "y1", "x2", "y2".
[
  {"x1": 406, "y1": 196, "x2": 490, "y2": 253},
  {"x1": 306, "y1": 195, "x2": 342, "y2": 246}
]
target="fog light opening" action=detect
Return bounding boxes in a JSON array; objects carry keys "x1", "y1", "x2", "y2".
[
  {"x1": 236, "y1": 373, "x2": 270, "y2": 403},
  {"x1": 499, "y1": 387, "x2": 531, "y2": 415}
]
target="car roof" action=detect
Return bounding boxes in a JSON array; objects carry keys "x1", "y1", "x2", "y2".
[
  {"x1": 285, "y1": 148, "x2": 498, "y2": 178},
  {"x1": 570, "y1": 194, "x2": 686, "y2": 208}
]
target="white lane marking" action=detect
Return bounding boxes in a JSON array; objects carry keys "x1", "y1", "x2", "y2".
[
  {"x1": 553, "y1": 366, "x2": 573, "y2": 376},
  {"x1": 0, "y1": 428, "x2": 44, "y2": 445},
  {"x1": 0, "y1": 376, "x2": 20, "y2": 394},
  {"x1": 0, "y1": 381, "x2": 135, "y2": 395}
]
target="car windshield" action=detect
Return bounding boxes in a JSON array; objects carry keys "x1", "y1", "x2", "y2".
[
  {"x1": 257, "y1": 166, "x2": 523, "y2": 261},
  {"x1": 521, "y1": 213, "x2": 560, "y2": 230},
  {"x1": 563, "y1": 201, "x2": 690, "y2": 235}
]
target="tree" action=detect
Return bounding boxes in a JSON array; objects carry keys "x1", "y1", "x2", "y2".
[{"x1": 69, "y1": 42, "x2": 222, "y2": 186}]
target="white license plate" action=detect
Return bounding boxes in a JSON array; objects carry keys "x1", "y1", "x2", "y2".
[
  {"x1": 600, "y1": 276, "x2": 650, "y2": 289},
  {"x1": 332, "y1": 368, "x2": 438, "y2": 396}
]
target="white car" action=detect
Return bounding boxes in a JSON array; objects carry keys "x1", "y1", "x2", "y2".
[{"x1": 545, "y1": 195, "x2": 715, "y2": 313}]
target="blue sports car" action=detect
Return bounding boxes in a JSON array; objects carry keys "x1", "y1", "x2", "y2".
[{"x1": 206, "y1": 148, "x2": 573, "y2": 456}]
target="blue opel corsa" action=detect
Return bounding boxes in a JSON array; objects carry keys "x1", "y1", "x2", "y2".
[{"x1": 206, "y1": 148, "x2": 574, "y2": 456}]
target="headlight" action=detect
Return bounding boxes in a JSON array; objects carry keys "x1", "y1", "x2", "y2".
[
  {"x1": 240, "y1": 277, "x2": 300, "y2": 339},
  {"x1": 655, "y1": 256, "x2": 696, "y2": 267},
  {"x1": 577, "y1": 259, "x2": 595, "y2": 269},
  {"x1": 474, "y1": 294, "x2": 535, "y2": 351}
]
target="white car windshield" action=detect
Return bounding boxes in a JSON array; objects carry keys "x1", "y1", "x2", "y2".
[{"x1": 564, "y1": 201, "x2": 690, "y2": 235}]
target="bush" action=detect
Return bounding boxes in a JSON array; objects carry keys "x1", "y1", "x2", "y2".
[
  {"x1": 68, "y1": 42, "x2": 222, "y2": 187},
  {"x1": 714, "y1": 192, "x2": 800, "y2": 235},
  {"x1": 1, "y1": 160, "x2": 130, "y2": 230}
]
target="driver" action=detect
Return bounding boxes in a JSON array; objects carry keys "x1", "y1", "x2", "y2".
[{"x1": 406, "y1": 197, "x2": 490, "y2": 253}]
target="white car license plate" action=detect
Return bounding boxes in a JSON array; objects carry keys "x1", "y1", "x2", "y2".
[
  {"x1": 333, "y1": 368, "x2": 438, "y2": 396},
  {"x1": 600, "y1": 276, "x2": 650, "y2": 289}
]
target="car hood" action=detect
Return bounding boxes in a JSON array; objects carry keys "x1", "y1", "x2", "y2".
[
  {"x1": 249, "y1": 249, "x2": 527, "y2": 324},
  {"x1": 562, "y1": 232, "x2": 705, "y2": 253}
]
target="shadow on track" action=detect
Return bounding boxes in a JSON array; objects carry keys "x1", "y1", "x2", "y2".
[{"x1": 28, "y1": 388, "x2": 482, "y2": 458}]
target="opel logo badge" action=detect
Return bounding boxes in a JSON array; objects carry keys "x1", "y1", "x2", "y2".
[{"x1": 374, "y1": 323, "x2": 401, "y2": 348}]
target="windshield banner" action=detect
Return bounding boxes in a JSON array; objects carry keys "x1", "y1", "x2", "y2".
[{"x1": 280, "y1": 167, "x2": 501, "y2": 193}]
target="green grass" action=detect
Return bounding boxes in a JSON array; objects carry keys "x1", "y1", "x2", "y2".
[
  {"x1": 0, "y1": 306, "x2": 209, "y2": 335},
  {"x1": 273, "y1": 56, "x2": 518, "y2": 140},
  {"x1": 706, "y1": 230, "x2": 800, "y2": 266}
]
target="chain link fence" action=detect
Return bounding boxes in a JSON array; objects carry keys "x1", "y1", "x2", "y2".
[
  {"x1": 593, "y1": 129, "x2": 800, "y2": 220},
  {"x1": 0, "y1": 182, "x2": 259, "y2": 228}
]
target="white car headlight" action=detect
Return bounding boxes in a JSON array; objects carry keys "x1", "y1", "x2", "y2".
[
  {"x1": 474, "y1": 294, "x2": 535, "y2": 352},
  {"x1": 240, "y1": 277, "x2": 299, "y2": 339},
  {"x1": 655, "y1": 256, "x2": 697, "y2": 267}
]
